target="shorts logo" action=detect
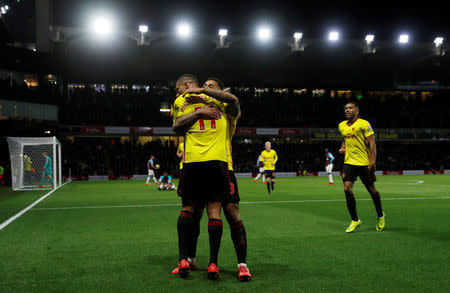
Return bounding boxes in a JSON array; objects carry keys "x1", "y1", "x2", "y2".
[{"x1": 230, "y1": 182, "x2": 235, "y2": 195}]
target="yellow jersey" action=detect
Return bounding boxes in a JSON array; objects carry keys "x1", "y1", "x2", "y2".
[
  {"x1": 260, "y1": 149, "x2": 278, "y2": 170},
  {"x1": 177, "y1": 142, "x2": 184, "y2": 170},
  {"x1": 172, "y1": 93, "x2": 228, "y2": 164},
  {"x1": 226, "y1": 114, "x2": 239, "y2": 171},
  {"x1": 338, "y1": 118, "x2": 374, "y2": 166}
]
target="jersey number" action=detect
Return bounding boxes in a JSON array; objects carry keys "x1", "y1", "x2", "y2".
[
  {"x1": 195, "y1": 107, "x2": 217, "y2": 131},
  {"x1": 229, "y1": 182, "x2": 235, "y2": 195}
]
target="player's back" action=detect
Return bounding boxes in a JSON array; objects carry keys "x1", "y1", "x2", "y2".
[{"x1": 172, "y1": 94, "x2": 228, "y2": 164}]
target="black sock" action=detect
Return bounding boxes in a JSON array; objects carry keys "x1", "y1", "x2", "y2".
[
  {"x1": 208, "y1": 219, "x2": 223, "y2": 265},
  {"x1": 271, "y1": 181, "x2": 275, "y2": 190},
  {"x1": 345, "y1": 191, "x2": 358, "y2": 221},
  {"x1": 230, "y1": 221, "x2": 247, "y2": 264},
  {"x1": 189, "y1": 214, "x2": 201, "y2": 259},
  {"x1": 177, "y1": 210, "x2": 193, "y2": 261},
  {"x1": 266, "y1": 182, "x2": 271, "y2": 194},
  {"x1": 370, "y1": 191, "x2": 383, "y2": 217}
]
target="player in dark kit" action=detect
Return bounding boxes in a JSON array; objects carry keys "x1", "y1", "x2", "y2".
[{"x1": 338, "y1": 101, "x2": 385, "y2": 233}]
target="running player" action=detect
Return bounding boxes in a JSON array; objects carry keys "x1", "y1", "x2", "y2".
[
  {"x1": 145, "y1": 155, "x2": 158, "y2": 185},
  {"x1": 39, "y1": 152, "x2": 54, "y2": 188},
  {"x1": 260, "y1": 142, "x2": 278, "y2": 195},
  {"x1": 158, "y1": 172, "x2": 176, "y2": 191},
  {"x1": 338, "y1": 101, "x2": 385, "y2": 232},
  {"x1": 172, "y1": 74, "x2": 231, "y2": 280},
  {"x1": 253, "y1": 155, "x2": 265, "y2": 183},
  {"x1": 325, "y1": 148, "x2": 335, "y2": 185}
]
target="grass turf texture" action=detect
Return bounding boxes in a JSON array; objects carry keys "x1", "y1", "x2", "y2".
[{"x1": 0, "y1": 175, "x2": 449, "y2": 292}]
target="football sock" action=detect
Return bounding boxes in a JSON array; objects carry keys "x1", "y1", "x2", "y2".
[
  {"x1": 146, "y1": 177, "x2": 150, "y2": 183},
  {"x1": 189, "y1": 208, "x2": 202, "y2": 259},
  {"x1": 229, "y1": 221, "x2": 247, "y2": 264},
  {"x1": 266, "y1": 182, "x2": 271, "y2": 194},
  {"x1": 255, "y1": 174, "x2": 261, "y2": 180},
  {"x1": 345, "y1": 191, "x2": 358, "y2": 221},
  {"x1": 271, "y1": 181, "x2": 275, "y2": 190},
  {"x1": 328, "y1": 174, "x2": 333, "y2": 183},
  {"x1": 177, "y1": 210, "x2": 193, "y2": 261},
  {"x1": 370, "y1": 191, "x2": 384, "y2": 217},
  {"x1": 262, "y1": 175, "x2": 266, "y2": 182},
  {"x1": 208, "y1": 219, "x2": 223, "y2": 265},
  {"x1": 153, "y1": 177, "x2": 158, "y2": 183}
]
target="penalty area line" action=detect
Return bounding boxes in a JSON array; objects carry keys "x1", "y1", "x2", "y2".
[
  {"x1": 30, "y1": 196, "x2": 450, "y2": 211},
  {"x1": 0, "y1": 181, "x2": 71, "y2": 231}
]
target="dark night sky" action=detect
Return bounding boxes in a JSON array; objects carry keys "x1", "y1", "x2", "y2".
[{"x1": 2, "y1": 0, "x2": 450, "y2": 42}]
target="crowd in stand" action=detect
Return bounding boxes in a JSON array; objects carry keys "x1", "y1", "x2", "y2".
[
  {"x1": 1, "y1": 79, "x2": 450, "y2": 128},
  {"x1": 61, "y1": 138, "x2": 450, "y2": 177}
]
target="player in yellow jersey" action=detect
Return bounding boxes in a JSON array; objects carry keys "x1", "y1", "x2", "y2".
[
  {"x1": 260, "y1": 141, "x2": 278, "y2": 195},
  {"x1": 171, "y1": 78, "x2": 251, "y2": 281},
  {"x1": 338, "y1": 101, "x2": 385, "y2": 233},
  {"x1": 172, "y1": 74, "x2": 241, "y2": 280},
  {"x1": 176, "y1": 138, "x2": 185, "y2": 197}
]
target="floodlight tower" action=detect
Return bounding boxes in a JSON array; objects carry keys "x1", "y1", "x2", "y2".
[
  {"x1": 217, "y1": 28, "x2": 228, "y2": 49},
  {"x1": 433, "y1": 37, "x2": 445, "y2": 56},
  {"x1": 138, "y1": 25, "x2": 148, "y2": 45},
  {"x1": 363, "y1": 34, "x2": 376, "y2": 54},
  {"x1": 292, "y1": 32, "x2": 304, "y2": 52}
]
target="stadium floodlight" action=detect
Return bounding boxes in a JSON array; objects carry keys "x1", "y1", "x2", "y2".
[
  {"x1": 176, "y1": 23, "x2": 192, "y2": 38},
  {"x1": 293, "y1": 32, "x2": 303, "y2": 41},
  {"x1": 218, "y1": 29, "x2": 228, "y2": 37},
  {"x1": 139, "y1": 25, "x2": 148, "y2": 33},
  {"x1": 5, "y1": 5, "x2": 8, "y2": 10},
  {"x1": 292, "y1": 32, "x2": 304, "y2": 52},
  {"x1": 434, "y1": 37, "x2": 444, "y2": 46},
  {"x1": 399, "y1": 34, "x2": 409, "y2": 44},
  {"x1": 90, "y1": 16, "x2": 114, "y2": 36},
  {"x1": 257, "y1": 27, "x2": 272, "y2": 42},
  {"x1": 365, "y1": 34, "x2": 375, "y2": 44},
  {"x1": 328, "y1": 31, "x2": 339, "y2": 42},
  {"x1": 1, "y1": 7, "x2": 6, "y2": 14}
]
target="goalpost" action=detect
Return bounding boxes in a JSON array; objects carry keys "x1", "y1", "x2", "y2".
[{"x1": 6, "y1": 137, "x2": 62, "y2": 191}]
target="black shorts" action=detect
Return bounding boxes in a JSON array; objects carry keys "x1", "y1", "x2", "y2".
[
  {"x1": 222, "y1": 170, "x2": 240, "y2": 205},
  {"x1": 265, "y1": 170, "x2": 275, "y2": 179},
  {"x1": 179, "y1": 160, "x2": 230, "y2": 202},
  {"x1": 342, "y1": 164, "x2": 377, "y2": 186}
]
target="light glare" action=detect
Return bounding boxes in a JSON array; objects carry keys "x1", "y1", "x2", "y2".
[
  {"x1": 399, "y1": 34, "x2": 409, "y2": 44},
  {"x1": 434, "y1": 37, "x2": 444, "y2": 46},
  {"x1": 365, "y1": 34, "x2": 375, "y2": 43},
  {"x1": 218, "y1": 29, "x2": 228, "y2": 37},
  {"x1": 177, "y1": 23, "x2": 192, "y2": 38},
  {"x1": 139, "y1": 25, "x2": 148, "y2": 33},
  {"x1": 257, "y1": 27, "x2": 272, "y2": 41},
  {"x1": 91, "y1": 17, "x2": 114, "y2": 35},
  {"x1": 328, "y1": 31, "x2": 339, "y2": 41},
  {"x1": 293, "y1": 32, "x2": 303, "y2": 40}
]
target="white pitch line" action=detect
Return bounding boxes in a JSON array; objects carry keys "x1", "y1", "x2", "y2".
[
  {"x1": 0, "y1": 181, "x2": 71, "y2": 231},
  {"x1": 30, "y1": 196, "x2": 450, "y2": 211}
]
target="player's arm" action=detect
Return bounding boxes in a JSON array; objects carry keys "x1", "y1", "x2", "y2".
[
  {"x1": 172, "y1": 106, "x2": 222, "y2": 135},
  {"x1": 330, "y1": 153, "x2": 335, "y2": 163},
  {"x1": 272, "y1": 151, "x2": 278, "y2": 165},
  {"x1": 339, "y1": 141, "x2": 346, "y2": 154},
  {"x1": 176, "y1": 150, "x2": 183, "y2": 158},
  {"x1": 183, "y1": 88, "x2": 240, "y2": 117},
  {"x1": 366, "y1": 135, "x2": 377, "y2": 172}
]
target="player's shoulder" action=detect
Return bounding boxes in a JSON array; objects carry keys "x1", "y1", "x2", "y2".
[
  {"x1": 338, "y1": 120, "x2": 348, "y2": 128},
  {"x1": 357, "y1": 118, "x2": 371, "y2": 125}
]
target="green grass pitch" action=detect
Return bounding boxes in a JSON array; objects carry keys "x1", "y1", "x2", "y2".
[{"x1": 0, "y1": 175, "x2": 449, "y2": 292}]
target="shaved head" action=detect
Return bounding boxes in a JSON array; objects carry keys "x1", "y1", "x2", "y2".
[{"x1": 176, "y1": 74, "x2": 199, "y2": 95}]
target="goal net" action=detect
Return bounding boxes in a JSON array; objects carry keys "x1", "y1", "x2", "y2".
[{"x1": 6, "y1": 137, "x2": 62, "y2": 191}]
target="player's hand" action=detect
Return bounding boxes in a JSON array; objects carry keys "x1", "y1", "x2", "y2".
[
  {"x1": 339, "y1": 147, "x2": 346, "y2": 154},
  {"x1": 271, "y1": 163, "x2": 275, "y2": 166},
  {"x1": 368, "y1": 163, "x2": 376, "y2": 172},
  {"x1": 196, "y1": 106, "x2": 221, "y2": 120},
  {"x1": 183, "y1": 87, "x2": 204, "y2": 97}
]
